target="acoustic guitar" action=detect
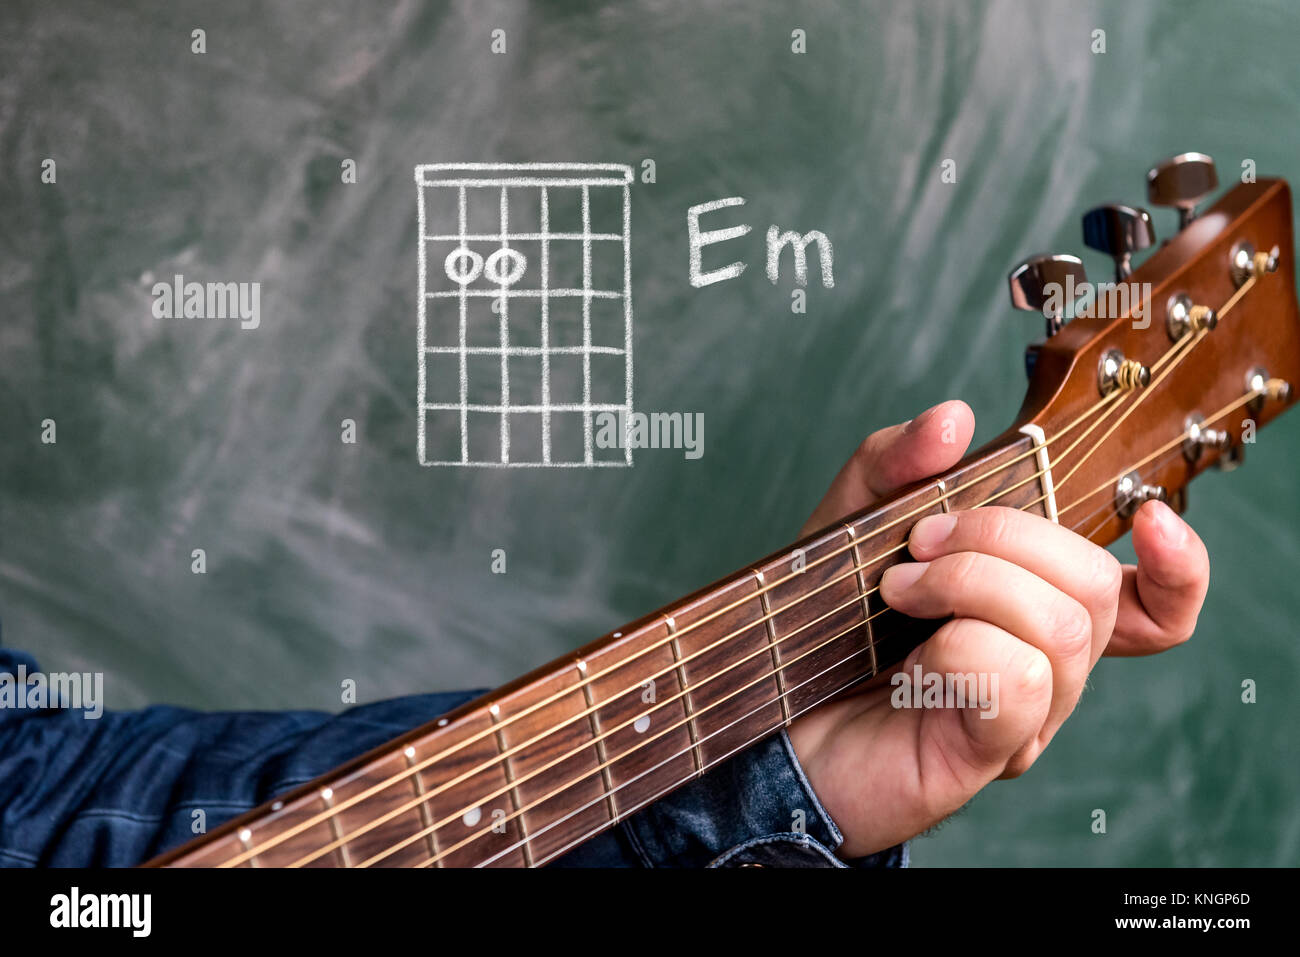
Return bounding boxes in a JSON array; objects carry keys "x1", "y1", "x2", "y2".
[{"x1": 147, "y1": 156, "x2": 1300, "y2": 868}]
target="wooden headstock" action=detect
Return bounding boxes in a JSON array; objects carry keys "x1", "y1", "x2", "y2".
[{"x1": 1012, "y1": 177, "x2": 1300, "y2": 544}]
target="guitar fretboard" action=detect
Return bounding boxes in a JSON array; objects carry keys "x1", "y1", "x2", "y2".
[{"x1": 151, "y1": 432, "x2": 1052, "y2": 868}]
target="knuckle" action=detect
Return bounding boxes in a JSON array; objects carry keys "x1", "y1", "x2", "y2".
[
  {"x1": 853, "y1": 430, "x2": 887, "y2": 468},
  {"x1": 1089, "y1": 548, "x2": 1124, "y2": 609},
  {"x1": 1009, "y1": 645, "x2": 1053, "y2": 705},
  {"x1": 1001, "y1": 748, "x2": 1039, "y2": 779},
  {"x1": 1045, "y1": 596, "x2": 1093, "y2": 659},
  {"x1": 978, "y1": 506, "x2": 1022, "y2": 551},
  {"x1": 939, "y1": 551, "x2": 985, "y2": 595}
]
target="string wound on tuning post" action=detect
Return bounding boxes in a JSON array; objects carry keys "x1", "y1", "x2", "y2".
[
  {"x1": 1265, "y1": 377, "x2": 1292, "y2": 403},
  {"x1": 1098, "y1": 348, "x2": 1150, "y2": 394},
  {"x1": 1230, "y1": 240, "x2": 1281, "y2": 288}
]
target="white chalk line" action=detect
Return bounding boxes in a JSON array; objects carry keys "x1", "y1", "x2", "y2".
[
  {"x1": 416, "y1": 171, "x2": 429, "y2": 465},
  {"x1": 425, "y1": 233, "x2": 623, "y2": 242},
  {"x1": 425, "y1": 289, "x2": 623, "y2": 299},
  {"x1": 540, "y1": 187, "x2": 551, "y2": 463},
  {"x1": 498, "y1": 186, "x2": 511, "y2": 464},
  {"x1": 424, "y1": 346, "x2": 625, "y2": 356},
  {"x1": 423, "y1": 403, "x2": 628, "y2": 413},
  {"x1": 458, "y1": 186, "x2": 469, "y2": 463},
  {"x1": 621, "y1": 169, "x2": 634, "y2": 466},
  {"x1": 581, "y1": 184, "x2": 593, "y2": 465}
]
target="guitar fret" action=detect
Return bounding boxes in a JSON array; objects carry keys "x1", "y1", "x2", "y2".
[
  {"x1": 752, "y1": 568, "x2": 792, "y2": 724},
  {"x1": 587, "y1": 621, "x2": 696, "y2": 815},
  {"x1": 936, "y1": 478, "x2": 951, "y2": 512},
  {"x1": 851, "y1": 484, "x2": 947, "y2": 672},
  {"x1": 665, "y1": 616, "x2": 705, "y2": 774},
  {"x1": 761, "y1": 527, "x2": 873, "y2": 712},
  {"x1": 320, "y1": 787, "x2": 352, "y2": 868},
  {"x1": 329, "y1": 750, "x2": 444, "y2": 867},
  {"x1": 404, "y1": 745, "x2": 442, "y2": 866},
  {"x1": 670, "y1": 576, "x2": 785, "y2": 763},
  {"x1": 418, "y1": 711, "x2": 528, "y2": 867},
  {"x1": 842, "y1": 524, "x2": 879, "y2": 676},
  {"x1": 491, "y1": 670, "x2": 610, "y2": 862},
  {"x1": 238, "y1": 828, "x2": 259, "y2": 868},
  {"x1": 489, "y1": 706, "x2": 533, "y2": 867},
  {"x1": 579, "y1": 665, "x2": 620, "y2": 820}
]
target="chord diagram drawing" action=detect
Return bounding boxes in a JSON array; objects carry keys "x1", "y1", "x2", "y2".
[{"x1": 415, "y1": 163, "x2": 634, "y2": 466}]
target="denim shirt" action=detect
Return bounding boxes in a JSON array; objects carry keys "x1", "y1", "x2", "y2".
[{"x1": 0, "y1": 648, "x2": 906, "y2": 869}]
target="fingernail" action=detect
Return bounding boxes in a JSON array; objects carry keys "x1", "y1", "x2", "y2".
[
  {"x1": 881, "y1": 561, "x2": 928, "y2": 594},
  {"x1": 910, "y1": 513, "x2": 957, "y2": 551}
]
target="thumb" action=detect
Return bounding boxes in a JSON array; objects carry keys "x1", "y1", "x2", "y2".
[
  {"x1": 801, "y1": 400, "x2": 975, "y2": 536},
  {"x1": 1106, "y1": 499, "x2": 1210, "y2": 656}
]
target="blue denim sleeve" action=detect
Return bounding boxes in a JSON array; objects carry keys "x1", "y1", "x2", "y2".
[{"x1": 0, "y1": 649, "x2": 904, "y2": 868}]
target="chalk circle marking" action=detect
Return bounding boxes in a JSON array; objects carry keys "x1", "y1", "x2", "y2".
[
  {"x1": 485, "y1": 247, "x2": 528, "y2": 286},
  {"x1": 445, "y1": 246, "x2": 484, "y2": 284}
]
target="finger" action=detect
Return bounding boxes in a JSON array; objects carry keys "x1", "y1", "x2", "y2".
[
  {"x1": 901, "y1": 618, "x2": 1052, "y2": 782},
  {"x1": 881, "y1": 552, "x2": 1092, "y2": 741},
  {"x1": 904, "y1": 506, "x2": 1123, "y2": 667},
  {"x1": 1106, "y1": 499, "x2": 1210, "y2": 656},
  {"x1": 800, "y1": 400, "x2": 975, "y2": 536}
]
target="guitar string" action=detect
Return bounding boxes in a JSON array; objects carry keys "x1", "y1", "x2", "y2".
[
  {"x1": 443, "y1": 274, "x2": 1272, "y2": 867},
  {"x1": 355, "y1": 336, "x2": 1257, "y2": 868},
  {"x1": 1074, "y1": 448, "x2": 1187, "y2": 542},
  {"x1": 301, "y1": 285, "x2": 1230, "y2": 867},
  {"x1": 230, "y1": 338, "x2": 1173, "y2": 868},
  {"x1": 393, "y1": 606, "x2": 894, "y2": 866},
  {"x1": 1060, "y1": 387, "x2": 1266, "y2": 531},
  {"x1": 466, "y1": 625, "x2": 887, "y2": 868},
  {"x1": 221, "y1": 273, "x2": 1263, "y2": 867},
  {"x1": 301, "y1": 421, "x2": 1139, "y2": 870},
  {"x1": 1053, "y1": 330, "x2": 1205, "y2": 492},
  {"x1": 470, "y1": 402, "x2": 1249, "y2": 868},
  {"x1": 465, "y1": 392, "x2": 1266, "y2": 870},
  {"x1": 1054, "y1": 266, "x2": 1261, "y2": 495},
  {"x1": 216, "y1": 389, "x2": 1126, "y2": 867},
  {"x1": 353, "y1": 377, "x2": 1237, "y2": 868},
  {"x1": 309, "y1": 448, "x2": 1073, "y2": 868}
]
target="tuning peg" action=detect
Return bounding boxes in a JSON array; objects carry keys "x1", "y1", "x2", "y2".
[
  {"x1": 1183, "y1": 413, "x2": 1231, "y2": 461},
  {"x1": 1115, "y1": 470, "x2": 1167, "y2": 518},
  {"x1": 1146, "y1": 152, "x2": 1218, "y2": 230},
  {"x1": 1082, "y1": 204, "x2": 1156, "y2": 281},
  {"x1": 1009, "y1": 254, "x2": 1087, "y2": 337}
]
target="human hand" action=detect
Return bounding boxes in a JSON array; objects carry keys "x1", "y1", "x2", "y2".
[{"x1": 787, "y1": 400, "x2": 1210, "y2": 857}]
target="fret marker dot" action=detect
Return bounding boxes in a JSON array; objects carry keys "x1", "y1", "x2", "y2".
[
  {"x1": 271, "y1": 801, "x2": 283, "y2": 812},
  {"x1": 612, "y1": 632, "x2": 622, "y2": 638},
  {"x1": 438, "y1": 718, "x2": 448, "y2": 726},
  {"x1": 634, "y1": 715, "x2": 651, "y2": 733},
  {"x1": 463, "y1": 807, "x2": 482, "y2": 827}
]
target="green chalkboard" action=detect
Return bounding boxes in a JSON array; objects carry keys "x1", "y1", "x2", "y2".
[{"x1": 1, "y1": 0, "x2": 1296, "y2": 866}]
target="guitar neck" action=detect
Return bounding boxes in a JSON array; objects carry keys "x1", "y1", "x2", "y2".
[{"x1": 149, "y1": 427, "x2": 1059, "y2": 868}]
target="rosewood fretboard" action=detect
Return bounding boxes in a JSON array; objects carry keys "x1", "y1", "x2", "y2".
[{"x1": 148, "y1": 431, "x2": 1054, "y2": 868}]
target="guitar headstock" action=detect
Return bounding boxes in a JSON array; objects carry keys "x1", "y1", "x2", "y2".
[{"x1": 1007, "y1": 156, "x2": 1300, "y2": 544}]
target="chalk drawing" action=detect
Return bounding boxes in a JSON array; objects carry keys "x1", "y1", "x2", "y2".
[{"x1": 415, "y1": 163, "x2": 634, "y2": 466}]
